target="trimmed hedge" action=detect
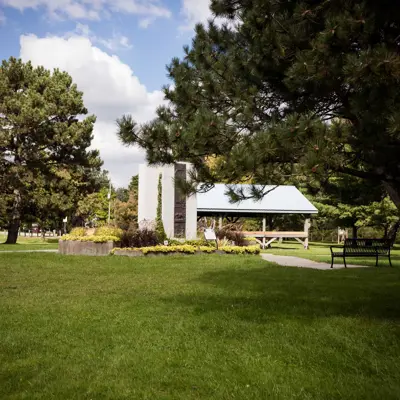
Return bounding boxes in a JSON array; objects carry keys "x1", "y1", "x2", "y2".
[
  {"x1": 111, "y1": 244, "x2": 260, "y2": 256},
  {"x1": 61, "y1": 235, "x2": 120, "y2": 243},
  {"x1": 69, "y1": 227, "x2": 87, "y2": 237},
  {"x1": 94, "y1": 226, "x2": 123, "y2": 239}
]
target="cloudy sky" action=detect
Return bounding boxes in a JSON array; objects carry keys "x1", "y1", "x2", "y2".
[{"x1": 0, "y1": 0, "x2": 213, "y2": 186}]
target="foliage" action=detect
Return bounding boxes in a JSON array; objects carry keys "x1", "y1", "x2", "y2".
[
  {"x1": 114, "y1": 191, "x2": 138, "y2": 231},
  {"x1": 184, "y1": 239, "x2": 215, "y2": 247},
  {"x1": 77, "y1": 186, "x2": 113, "y2": 226},
  {"x1": 219, "y1": 245, "x2": 260, "y2": 255},
  {"x1": 119, "y1": 228, "x2": 158, "y2": 248},
  {"x1": 216, "y1": 228, "x2": 246, "y2": 246},
  {"x1": 116, "y1": 1, "x2": 400, "y2": 212},
  {"x1": 0, "y1": 57, "x2": 102, "y2": 244},
  {"x1": 61, "y1": 235, "x2": 119, "y2": 243},
  {"x1": 128, "y1": 175, "x2": 139, "y2": 194},
  {"x1": 94, "y1": 226, "x2": 123, "y2": 239},
  {"x1": 69, "y1": 227, "x2": 87, "y2": 237},
  {"x1": 155, "y1": 174, "x2": 167, "y2": 242},
  {"x1": 112, "y1": 244, "x2": 260, "y2": 255},
  {"x1": 115, "y1": 188, "x2": 129, "y2": 202}
]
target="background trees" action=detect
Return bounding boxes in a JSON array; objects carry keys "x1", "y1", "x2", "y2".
[{"x1": 0, "y1": 57, "x2": 102, "y2": 243}]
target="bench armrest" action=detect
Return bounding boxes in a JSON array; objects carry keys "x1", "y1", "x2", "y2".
[{"x1": 330, "y1": 245, "x2": 343, "y2": 253}]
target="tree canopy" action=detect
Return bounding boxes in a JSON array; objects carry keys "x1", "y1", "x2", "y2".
[
  {"x1": 117, "y1": 0, "x2": 400, "y2": 211},
  {"x1": 0, "y1": 57, "x2": 102, "y2": 243}
]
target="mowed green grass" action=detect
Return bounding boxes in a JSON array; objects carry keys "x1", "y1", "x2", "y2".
[
  {"x1": 1, "y1": 253, "x2": 400, "y2": 400},
  {"x1": 0, "y1": 234, "x2": 59, "y2": 251},
  {"x1": 266, "y1": 241, "x2": 400, "y2": 268}
]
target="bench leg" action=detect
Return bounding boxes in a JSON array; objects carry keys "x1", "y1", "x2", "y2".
[
  {"x1": 375, "y1": 254, "x2": 378, "y2": 267},
  {"x1": 343, "y1": 256, "x2": 347, "y2": 268},
  {"x1": 330, "y1": 256, "x2": 334, "y2": 269},
  {"x1": 388, "y1": 255, "x2": 392, "y2": 267}
]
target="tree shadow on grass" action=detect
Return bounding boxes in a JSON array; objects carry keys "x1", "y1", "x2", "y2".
[{"x1": 161, "y1": 266, "x2": 400, "y2": 323}]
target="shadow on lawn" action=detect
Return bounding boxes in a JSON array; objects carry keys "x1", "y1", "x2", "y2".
[{"x1": 163, "y1": 266, "x2": 400, "y2": 323}]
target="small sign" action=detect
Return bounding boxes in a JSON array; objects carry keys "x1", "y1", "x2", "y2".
[
  {"x1": 62, "y1": 217, "x2": 68, "y2": 222},
  {"x1": 164, "y1": 240, "x2": 169, "y2": 246},
  {"x1": 204, "y1": 228, "x2": 217, "y2": 241}
]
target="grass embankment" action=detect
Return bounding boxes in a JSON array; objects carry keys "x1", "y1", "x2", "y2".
[{"x1": 1, "y1": 253, "x2": 400, "y2": 399}]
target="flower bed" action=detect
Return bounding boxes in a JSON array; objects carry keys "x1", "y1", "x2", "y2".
[{"x1": 111, "y1": 245, "x2": 260, "y2": 257}]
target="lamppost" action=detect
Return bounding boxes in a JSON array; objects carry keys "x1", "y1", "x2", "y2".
[{"x1": 107, "y1": 181, "x2": 112, "y2": 225}]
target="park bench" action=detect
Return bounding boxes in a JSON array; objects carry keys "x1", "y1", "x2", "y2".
[{"x1": 330, "y1": 238, "x2": 392, "y2": 268}]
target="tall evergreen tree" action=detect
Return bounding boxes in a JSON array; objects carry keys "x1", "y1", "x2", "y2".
[
  {"x1": 0, "y1": 57, "x2": 101, "y2": 243},
  {"x1": 117, "y1": 0, "x2": 400, "y2": 210}
]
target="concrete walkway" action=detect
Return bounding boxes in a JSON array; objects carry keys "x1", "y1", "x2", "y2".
[{"x1": 261, "y1": 253, "x2": 369, "y2": 270}]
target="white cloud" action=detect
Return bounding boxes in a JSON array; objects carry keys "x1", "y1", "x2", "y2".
[
  {"x1": 179, "y1": 0, "x2": 239, "y2": 32},
  {"x1": 180, "y1": 0, "x2": 211, "y2": 31},
  {"x1": 2, "y1": 0, "x2": 171, "y2": 24},
  {"x1": 66, "y1": 23, "x2": 132, "y2": 52},
  {"x1": 20, "y1": 34, "x2": 166, "y2": 186}
]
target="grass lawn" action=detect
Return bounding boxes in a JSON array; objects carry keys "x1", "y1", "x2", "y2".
[
  {"x1": 0, "y1": 234, "x2": 59, "y2": 251},
  {"x1": 1, "y1": 253, "x2": 400, "y2": 399},
  {"x1": 265, "y1": 241, "x2": 400, "y2": 268}
]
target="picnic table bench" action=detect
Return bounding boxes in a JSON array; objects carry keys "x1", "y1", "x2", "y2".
[{"x1": 330, "y1": 238, "x2": 392, "y2": 268}]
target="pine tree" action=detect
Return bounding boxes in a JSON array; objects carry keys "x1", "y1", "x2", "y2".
[
  {"x1": 116, "y1": 0, "x2": 400, "y2": 210},
  {"x1": 0, "y1": 58, "x2": 102, "y2": 243}
]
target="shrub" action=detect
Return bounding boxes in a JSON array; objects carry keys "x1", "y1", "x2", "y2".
[
  {"x1": 94, "y1": 225, "x2": 123, "y2": 239},
  {"x1": 185, "y1": 239, "x2": 215, "y2": 247},
  {"x1": 216, "y1": 228, "x2": 246, "y2": 246},
  {"x1": 111, "y1": 244, "x2": 260, "y2": 255},
  {"x1": 69, "y1": 227, "x2": 86, "y2": 237},
  {"x1": 220, "y1": 245, "x2": 260, "y2": 254},
  {"x1": 61, "y1": 234, "x2": 119, "y2": 243},
  {"x1": 155, "y1": 174, "x2": 167, "y2": 243},
  {"x1": 142, "y1": 245, "x2": 196, "y2": 255},
  {"x1": 120, "y1": 228, "x2": 158, "y2": 248}
]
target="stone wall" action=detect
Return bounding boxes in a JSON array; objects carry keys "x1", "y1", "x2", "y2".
[{"x1": 59, "y1": 240, "x2": 116, "y2": 256}]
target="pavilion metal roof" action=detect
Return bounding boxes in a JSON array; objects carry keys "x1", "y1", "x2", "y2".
[{"x1": 196, "y1": 184, "x2": 318, "y2": 215}]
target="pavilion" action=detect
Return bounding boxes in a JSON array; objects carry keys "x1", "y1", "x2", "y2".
[
  {"x1": 197, "y1": 184, "x2": 318, "y2": 249},
  {"x1": 138, "y1": 163, "x2": 318, "y2": 248}
]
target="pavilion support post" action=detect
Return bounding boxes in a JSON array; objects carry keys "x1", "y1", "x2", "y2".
[
  {"x1": 262, "y1": 215, "x2": 266, "y2": 249},
  {"x1": 304, "y1": 217, "x2": 311, "y2": 250},
  {"x1": 218, "y1": 216, "x2": 223, "y2": 230}
]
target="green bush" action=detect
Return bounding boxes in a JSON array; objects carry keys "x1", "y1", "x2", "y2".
[
  {"x1": 220, "y1": 245, "x2": 260, "y2": 254},
  {"x1": 199, "y1": 246, "x2": 215, "y2": 253},
  {"x1": 155, "y1": 174, "x2": 167, "y2": 243},
  {"x1": 69, "y1": 227, "x2": 87, "y2": 237},
  {"x1": 62, "y1": 235, "x2": 120, "y2": 243},
  {"x1": 185, "y1": 239, "x2": 215, "y2": 247},
  {"x1": 94, "y1": 226, "x2": 123, "y2": 239},
  {"x1": 120, "y1": 228, "x2": 158, "y2": 248},
  {"x1": 111, "y1": 244, "x2": 260, "y2": 255}
]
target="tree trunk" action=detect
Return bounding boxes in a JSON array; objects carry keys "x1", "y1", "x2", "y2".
[
  {"x1": 6, "y1": 190, "x2": 21, "y2": 244},
  {"x1": 352, "y1": 225, "x2": 358, "y2": 239},
  {"x1": 387, "y1": 220, "x2": 400, "y2": 245},
  {"x1": 383, "y1": 225, "x2": 389, "y2": 239},
  {"x1": 383, "y1": 181, "x2": 400, "y2": 210}
]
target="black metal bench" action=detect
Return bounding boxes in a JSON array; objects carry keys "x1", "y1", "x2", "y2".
[{"x1": 330, "y1": 238, "x2": 392, "y2": 268}]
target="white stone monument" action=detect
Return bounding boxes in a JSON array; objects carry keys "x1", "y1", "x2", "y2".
[{"x1": 138, "y1": 163, "x2": 197, "y2": 239}]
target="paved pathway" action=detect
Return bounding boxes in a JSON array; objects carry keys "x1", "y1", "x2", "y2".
[
  {"x1": 261, "y1": 253, "x2": 368, "y2": 270},
  {"x1": 0, "y1": 249, "x2": 58, "y2": 254}
]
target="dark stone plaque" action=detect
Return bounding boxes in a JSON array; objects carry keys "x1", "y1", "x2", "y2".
[{"x1": 174, "y1": 163, "x2": 186, "y2": 237}]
